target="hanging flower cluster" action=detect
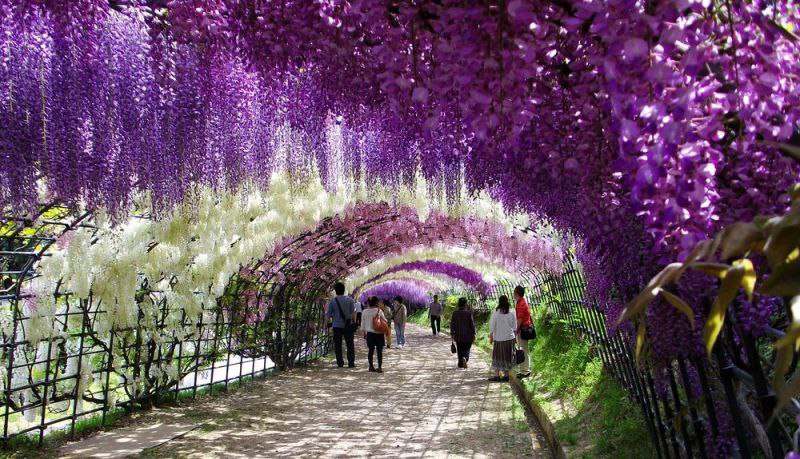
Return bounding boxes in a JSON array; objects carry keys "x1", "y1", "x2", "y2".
[
  {"x1": 354, "y1": 260, "x2": 494, "y2": 298},
  {"x1": 2, "y1": 0, "x2": 798, "y2": 381},
  {"x1": 23, "y1": 158, "x2": 559, "y2": 345},
  {"x1": 359, "y1": 280, "x2": 432, "y2": 306}
]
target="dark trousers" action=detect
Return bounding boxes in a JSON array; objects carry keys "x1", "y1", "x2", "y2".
[
  {"x1": 456, "y1": 341, "x2": 472, "y2": 362},
  {"x1": 356, "y1": 312, "x2": 362, "y2": 327},
  {"x1": 333, "y1": 327, "x2": 355, "y2": 367},
  {"x1": 431, "y1": 315, "x2": 441, "y2": 334},
  {"x1": 367, "y1": 332, "x2": 384, "y2": 369}
]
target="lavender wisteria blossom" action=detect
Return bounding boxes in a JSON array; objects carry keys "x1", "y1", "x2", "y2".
[
  {"x1": 359, "y1": 280, "x2": 432, "y2": 306},
  {"x1": 355, "y1": 260, "x2": 494, "y2": 298},
  {"x1": 1, "y1": 0, "x2": 798, "y2": 366}
]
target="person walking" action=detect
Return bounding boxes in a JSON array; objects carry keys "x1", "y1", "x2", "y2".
[
  {"x1": 514, "y1": 286, "x2": 533, "y2": 378},
  {"x1": 429, "y1": 294, "x2": 443, "y2": 335},
  {"x1": 449, "y1": 297, "x2": 476, "y2": 369},
  {"x1": 393, "y1": 296, "x2": 407, "y2": 348},
  {"x1": 489, "y1": 295, "x2": 517, "y2": 382},
  {"x1": 354, "y1": 299, "x2": 363, "y2": 327},
  {"x1": 327, "y1": 282, "x2": 357, "y2": 368},
  {"x1": 361, "y1": 296, "x2": 387, "y2": 373},
  {"x1": 379, "y1": 299, "x2": 393, "y2": 349}
]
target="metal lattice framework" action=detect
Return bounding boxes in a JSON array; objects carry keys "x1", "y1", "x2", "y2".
[
  {"x1": 0, "y1": 201, "x2": 549, "y2": 446},
  {"x1": 521, "y1": 256, "x2": 798, "y2": 458},
  {"x1": 0, "y1": 205, "x2": 331, "y2": 446}
]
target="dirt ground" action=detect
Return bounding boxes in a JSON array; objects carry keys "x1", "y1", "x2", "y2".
[{"x1": 60, "y1": 324, "x2": 550, "y2": 458}]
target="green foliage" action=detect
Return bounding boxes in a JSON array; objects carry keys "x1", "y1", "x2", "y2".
[
  {"x1": 411, "y1": 294, "x2": 654, "y2": 457},
  {"x1": 523, "y1": 311, "x2": 655, "y2": 459}
]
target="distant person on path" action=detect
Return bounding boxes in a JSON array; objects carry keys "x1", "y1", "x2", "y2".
[
  {"x1": 354, "y1": 299, "x2": 363, "y2": 327},
  {"x1": 489, "y1": 295, "x2": 517, "y2": 382},
  {"x1": 327, "y1": 282, "x2": 357, "y2": 368},
  {"x1": 393, "y1": 296, "x2": 407, "y2": 348},
  {"x1": 429, "y1": 295, "x2": 443, "y2": 335},
  {"x1": 450, "y1": 297, "x2": 476, "y2": 369},
  {"x1": 361, "y1": 296, "x2": 387, "y2": 373},
  {"x1": 379, "y1": 299, "x2": 393, "y2": 348},
  {"x1": 514, "y1": 286, "x2": 533, "y2": 378}
]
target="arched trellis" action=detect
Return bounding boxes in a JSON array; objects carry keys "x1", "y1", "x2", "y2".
[
  {"x1": 221, "y1": 203, "x2": 562, "y2": 367},
  {"x1": 351, "y1": 260, "x2": 495, "y2": 299},
  {"x1": 0, "y1": 198, "x2": 564, "y2": 447},
  {"x1": 0, "y1": 204, "x2": 334, "y2": 446}
]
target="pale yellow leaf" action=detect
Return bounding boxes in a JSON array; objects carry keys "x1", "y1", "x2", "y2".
[
  {"x1": 635, "y1": 320, "x2": 646, "y2": 364},
  {"x1": 732, "y1": 259, "x2": 756, "y2": 301},
  {"x1": 690, "y1": 262, "x2": 731, "y2": 279},
  {"x1": 703, "y1": 265, "x2": 745, "y2": 356},
  {"x1": 659, "y1": 290, "x2": 695, "y2": 329}
]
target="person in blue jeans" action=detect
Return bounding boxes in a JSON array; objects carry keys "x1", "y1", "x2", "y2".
[
  {"x1": 327, "y1": 282, "x2": 357, "y2": 368},
  {"x1": 393, "y1": 296, "x2": 407, "y2": 348}
]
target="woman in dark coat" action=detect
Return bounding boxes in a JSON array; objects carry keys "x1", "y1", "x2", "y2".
[{"x1": 449, "y1": 297, "x2": 476, "y2": 369}]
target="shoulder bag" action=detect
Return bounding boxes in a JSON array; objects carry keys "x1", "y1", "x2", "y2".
[
  {"x1": 334, "y1": 298, "x2": 357, "y2": 333},
  {"x1": 372, "y1": 310, "x2": 390, "y2": 334},
  {"x1": 520, "y1": 324, "x2": 537, "y2": 340}
]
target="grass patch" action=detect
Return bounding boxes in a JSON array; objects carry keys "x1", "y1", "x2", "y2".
[
  {"x1": 522, "y1": 313, "x2": 655, "y2": 458},
  {"x1": 413, "y1": 296, "x2": 655, "y2": 458}
]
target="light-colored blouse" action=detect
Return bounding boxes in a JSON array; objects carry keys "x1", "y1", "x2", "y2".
[
  {"x1": 489, "y1": 310, "x2": 517, "y2": 342},
  {"x1": 361, "y1": 308, "x2": 387, "y2": 334}
]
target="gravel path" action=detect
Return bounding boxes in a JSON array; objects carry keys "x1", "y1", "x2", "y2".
[{"x1": 71, "y1": 324, "x2": 550, "y2": 458}]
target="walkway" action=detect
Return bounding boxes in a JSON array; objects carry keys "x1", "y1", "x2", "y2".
[{"x1": 62, "y1": 324, "x2": 550, "y2": 458}]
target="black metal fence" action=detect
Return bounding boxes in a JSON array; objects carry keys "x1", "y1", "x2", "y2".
[
  {"x1": 504, "y1": 256, "x2": 795, "y2": 459},
  {"x1": 0, "y1": 205, "x2": 331, "y2": 447},
  {"x1": 2, "y1": 205, "x2": 795, "y2": 458}
]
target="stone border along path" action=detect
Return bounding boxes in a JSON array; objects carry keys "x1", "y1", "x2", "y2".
[{"x1": 60, "y1": 324, "x2": 551, "y2": 458}]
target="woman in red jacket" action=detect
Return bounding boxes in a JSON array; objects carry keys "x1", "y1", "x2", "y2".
[{"x1": 514, "y1": 286, "x2": 532, "y2": 378}]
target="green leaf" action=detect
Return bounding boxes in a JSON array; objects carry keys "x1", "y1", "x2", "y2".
[
  {"x1": 773, "y1": 345, "x2": 794, "y2": 392},
  {"x1": 703, "y1": 265, "x2": 745, "y2": 356},
  {"x1": 772, "y1": 373, "x2": 800, "y2": 426},
  {"x1": 774, "y1": 326, "x2": 800, "y2": 351},
  {"x1": 618, "y1": 263, "x2": 684, "y2": 325},
  {"x1": 659, "y1": 289, "x2": 695, "y2": 329},
  {"x1": 635, "y1": 320, "x2": 646, "y2": 365},
  {"x1": 762, "y1": 140, "x2": 800, "y2": 164},
  {"x1": 732, "y1": 259, "x2": 756, "y2": 301},
  {"x1": 761, "y1": 259, "x2": 800, "y2": 297},
  {"x1": 690, "y1": 262, "x2": 731, "y2": 279},
  {"x1": 719, "y1": 223, "x2": 762, "y2": 261},
  {"x1": 764, "y1": 219, "x2": 800, "y2": 269}
]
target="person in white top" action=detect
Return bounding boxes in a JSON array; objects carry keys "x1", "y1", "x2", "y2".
[
  {"x1": 488, "y1": 295, "x2": 517, "y2": 382},
  {"x1": 353, "y1": 299, "x2": 363, "y2": 327},
  {"x1": 361, "y1": 296, "x2": 388, "y2": 373}
]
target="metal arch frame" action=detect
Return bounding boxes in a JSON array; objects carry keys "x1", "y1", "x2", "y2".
[{"x1": 0, "y1": 200, "x2": 565, "y2": 449}]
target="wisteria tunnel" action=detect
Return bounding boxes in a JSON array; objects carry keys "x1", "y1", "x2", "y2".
[{"x1": 0, "y1": 1, "x2": 799, "y2": 458}]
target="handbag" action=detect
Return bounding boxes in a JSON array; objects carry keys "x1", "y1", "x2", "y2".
[
  {"x1": 451, "y1": 342, "x2": 457, "y2": 354},
  {"x1": 334, "y1": 298, "x2": 357, "y2": 333},
  {"x1": 520, "y1": 325, "x2": 536, "y2": 340},
  {"x1": 515, "y1": 348, "x2": 525, "y2": 365},
  {"x1": 372, "y1": 311, "x2": 390, "y2": 334}
]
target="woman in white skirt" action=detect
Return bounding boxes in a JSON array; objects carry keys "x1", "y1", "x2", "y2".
[{"x1": 489, "y1": 295, "x2": 517, "y2": 382}]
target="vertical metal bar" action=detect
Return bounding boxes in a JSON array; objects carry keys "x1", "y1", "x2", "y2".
[
  {"x1": 191, "y1": 307, "x2": 204, "y2": 400},
  {"x1": 38, "y1": 336, "x2": 55, "y2": 446},
  {"x1": 667, "y1": 365, "x2": 693, "y2": 458},
  {"x1": 677, "y1": 358, "x2": 707, "y2": 458},
  {"x1": 69, "y1": 299, "x2": 88, "y2": 439},
  {"x1": 101, "y1": 330, "x2": 115, "y2": 427},
  {"x1": 645, "y1": 370, "x2": 672, "y2": 458},
  {"x1": 714, "y1": 343, "x2": 752, "y2": 459}
]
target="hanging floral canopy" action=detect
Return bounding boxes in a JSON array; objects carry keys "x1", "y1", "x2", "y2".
[{"x1": 1, "y1": 2, "x2": 800, "y2": 454}]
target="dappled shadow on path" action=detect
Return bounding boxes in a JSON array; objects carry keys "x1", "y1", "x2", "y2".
[{"x1": 69, "y1": 325, "x2": 549, "y2": 458}]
